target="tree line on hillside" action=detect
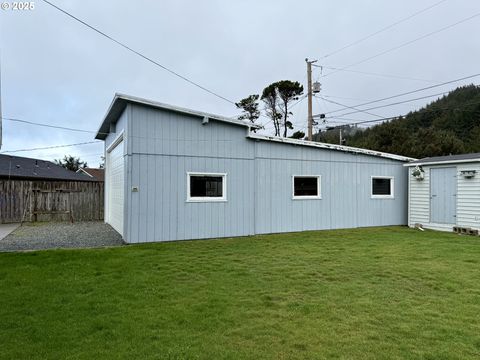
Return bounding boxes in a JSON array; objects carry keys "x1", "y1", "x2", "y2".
[
  {"x1": 236, "y1": 80, "x2": 305, "y2": 138},
  {"x1": 314, "y1": 85, "x2": 480, "y2": 158}
]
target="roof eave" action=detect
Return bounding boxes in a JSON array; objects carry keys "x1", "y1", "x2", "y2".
[
  {"x1": 404, "y1": 158, "x2": 480, "y2": 166},
  {"x1": 248, "y1": 134, "x2": 415, "y2": 162}
]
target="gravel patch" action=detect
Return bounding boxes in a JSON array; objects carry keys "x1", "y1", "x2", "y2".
[{"x1": 0, "y1": 221, "x2": 124, "y2": 252}]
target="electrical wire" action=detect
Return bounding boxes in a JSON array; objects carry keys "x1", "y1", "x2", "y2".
[
  {"x1": 316, "y1": 96, "x2": 384, "y2": 119},
  {"x1": 321, "y1": 94, "x2": 380, "y2": 103},
  {"x1": 0, "y1": 141, "x2": 102, "y2": 154},
  {"x1": 319, "y1": 73, "x2": 480, "y2": 116},
  {"x1": 320, "y1": 0, "x2": 448, "y2": 59},
  {"x1": 324, "y1": 99, "x2": 480, "y2": 129},
  {"x1": 2, "y1": 117, "x2": 102, "y2": 134},
  {"x1": 326, "y1": 90, "x2": 451, "y2": 118},
  {"x1": 322, "y1": 11, "x2": 480, "y2": 78},
  {"x1": 317, "y1": 65, "x2": 437, "y2": 83},
  {"x1": 41, "y1": 0, "x2": 235, "y2": 105}
]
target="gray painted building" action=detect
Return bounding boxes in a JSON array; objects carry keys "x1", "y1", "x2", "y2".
[{"x1": 96, "y1": 94, "x2": 414, "y2": 243}]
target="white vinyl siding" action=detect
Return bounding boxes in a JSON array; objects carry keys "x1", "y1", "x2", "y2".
[
  {"x1": 457, "y1": 163, "x2": 480, "y2": 229},
  {"x1": 106, "y1": 137, "x2": 124, "y2": 235},
  {"x1": 408, "y1": 166, "x2": 430, "y2": 226}
]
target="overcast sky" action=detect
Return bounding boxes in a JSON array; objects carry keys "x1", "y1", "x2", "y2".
[{"x1": 1, "y1": 0, "x2": 479, "y2": 165}]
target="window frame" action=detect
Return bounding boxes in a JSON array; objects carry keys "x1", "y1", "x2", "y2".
[
  {"x1": 371, "y1": 176, "x2": 394, "y2": 199},
  {"x1": 292, "y1": 175, "x2": 322, "y2": 200},
  {"x1": 186, "y1": 172, "x2": 227, "y2": 202}
]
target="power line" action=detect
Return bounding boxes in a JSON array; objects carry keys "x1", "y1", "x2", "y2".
[
  {"x1": 2, "y1": 116, "x2": 102, "y2": 134},
  {"x1": 41, "y1": 0, "x2": 235, "y2": 105},
  {"x1": 322, "y1": 11, "x2": 480, "y2": 78},
  {"x1": 316, "y1": 96, "x2": 384, "y2": 119},
  {"x1": 324, "y1": 99, "x2": 480, "y2": 129},
  {"x1": 1, "y1": 116, "x2": 254, "y2": 142},
  {"x1": 320, "y1": 73, "x2": 480, "y2": 116},
  {"x1": 327, "y1": 90, "x2": 451, "y2": 118},
  {"x1": 321, "y1": 94, "x2": 383, "y2": 103},
  {"x1": 320, "y1": 0, "x2": 448, "y2": 59},
  {"x1": 0, "y1": 141, "x2": 102, "y2": 154},
  {"x1": 316, "y1": 65, "x2": 437, "y2": 83}
]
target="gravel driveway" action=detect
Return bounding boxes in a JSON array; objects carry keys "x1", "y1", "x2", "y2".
[{"x1": 0, "y1": 221, "x2": 124, "y2": 252}]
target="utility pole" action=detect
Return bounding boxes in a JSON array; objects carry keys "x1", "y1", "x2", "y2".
[
  {"x1": 0, "y1": 47, "x2": 3, "y2": 150},
  {"x1": 339, "y1": 128, "x2": 343, "y2": 145},
  {"x1": 305, "y1": 58, "x2": 317, "y2": 141}
]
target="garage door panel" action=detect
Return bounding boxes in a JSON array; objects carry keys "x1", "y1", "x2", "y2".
[{"x1": 107, "y1": 139, "x2": 124, "y2": 235}]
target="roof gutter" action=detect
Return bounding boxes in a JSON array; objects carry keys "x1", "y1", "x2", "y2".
[
  {"x1": 248, "y1": 133, "x2": 416, "y2": 162},
  {"x1": 404, "y1": 158, "x2": 480, "y2": 167}
]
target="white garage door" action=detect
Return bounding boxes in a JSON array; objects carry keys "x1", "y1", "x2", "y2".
[{"x1": 107, "y1": 138, "x2": 124, "y2": 235}]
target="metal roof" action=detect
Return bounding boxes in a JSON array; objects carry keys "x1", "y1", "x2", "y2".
[
  {"x1": 95, "y1": 93, "x2": 259, "y2": 140},
  {"x1": 95, "y1": 93, "x2": 414, "y2": 162},
  {"x1": 248, "y1": 134, "x2": 415, "y2": 162},
  {"x1": 405, "y1": 152, "x2": 480, "y2": 166},
  {"x1": 0, "y1": 154, "x2": 98, "y2": 181}
]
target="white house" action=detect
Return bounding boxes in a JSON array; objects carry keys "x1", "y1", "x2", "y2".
[
  {"x1": 95, "y1": 94, "x2": 415, "y2": 243},
  {"x1": 405, "y1": 153, "x2": 480, "y2": 232}
]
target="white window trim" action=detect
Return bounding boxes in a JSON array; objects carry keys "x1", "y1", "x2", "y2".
[
  {"x1": 292, "y1": 175, "x2": 322, "y2": 200},
  {"x1": 371, "y1": 176, "x2": 394, "y2": 199},
  {"x1": 186, "y1": 172, "x2": 227, "y2": 202}
]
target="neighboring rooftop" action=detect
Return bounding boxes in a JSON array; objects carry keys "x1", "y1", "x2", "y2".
[
  {"x1": 405, "y1": 152, "x2": 480, "y2": 166},
  {"x1": 77, "y1": 167, "x2": 105, "y2": 181},
  {"x1": 0, "y1": 154, "x2": 98, "y2": 181}
]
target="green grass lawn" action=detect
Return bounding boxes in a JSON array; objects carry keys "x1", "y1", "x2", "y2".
[{"x1": 1, "y1": 227, "x2": 480, "y2": 359}]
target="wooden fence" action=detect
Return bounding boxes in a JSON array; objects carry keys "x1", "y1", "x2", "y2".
[{"x1": 0, "y1": 180, "x2": 104, "y2": 223}]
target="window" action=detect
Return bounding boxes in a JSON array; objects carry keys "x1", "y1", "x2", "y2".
[
  {"x1": 292, "y1": 175, "x2": 321, "y2": 199},
  {"x1": 371, "y1": 176, "x2": 394, "y2": 198},
  {"x1": 187, "y1": 172, "x2": 227, "y2": 202}
]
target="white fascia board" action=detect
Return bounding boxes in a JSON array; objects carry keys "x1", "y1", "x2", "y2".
[
  {"x1": 248, "y1": 133, "x2": 415, "y2": 162},
  {"x1": 404, "y1": 158, "x2": 480, "y2": 167}
]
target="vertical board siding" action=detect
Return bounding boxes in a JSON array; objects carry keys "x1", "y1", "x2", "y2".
[
  {"x1": 254, "y1": 150, "x2": 407, "y2": 235},
  {"x1": 118, "y1": 103, "x2": 409, "y2": 243},
  {"x1": 457, "y1": 163, "x2": 480, "y2": 230},
  {"x1": 0, "y1": 180, "x2": 104, "y2": 223}
]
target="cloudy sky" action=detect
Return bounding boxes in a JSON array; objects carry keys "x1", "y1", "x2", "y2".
[{"x1": 1, "y1": 0, "x2": 479, "y2": 165}]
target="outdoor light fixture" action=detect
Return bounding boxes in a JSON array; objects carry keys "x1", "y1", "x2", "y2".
[
  {"x1": 412, "y1": 165, "x2": 425, "y2": 180},
  {"x1": 460, "y1": 170, "x2": 477, "y2": 178}
]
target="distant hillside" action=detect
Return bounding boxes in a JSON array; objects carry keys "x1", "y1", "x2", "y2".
[{"x1": 314, "y1": 85, "x2": 480, "y2": 158}]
